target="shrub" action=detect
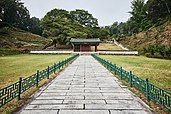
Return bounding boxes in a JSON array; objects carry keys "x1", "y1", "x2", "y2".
[
  {"x1": 143, "y1": 45, "x2": 171, "y2": 59},
  {"x1": 0, "y1": 27, "x2": 9, "y2": 35},
  {"x1": 0, "y1": 48, "x2": 22, "y2": 56}
]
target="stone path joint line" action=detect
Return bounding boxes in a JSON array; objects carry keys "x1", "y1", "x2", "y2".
[{"x1": 19, "y1": 55, "x2": 153, "y2": 114}]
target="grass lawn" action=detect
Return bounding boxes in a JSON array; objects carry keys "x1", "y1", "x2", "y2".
[
  {"x1": 100, "y1": 55, "x2": 171, "y2": 91},
  {"x1": 97, "y1": 43, "x2": 123, "y2": 50},
  {"x1": 0, "y1": 54, "x2": 69, "y2": 88}
]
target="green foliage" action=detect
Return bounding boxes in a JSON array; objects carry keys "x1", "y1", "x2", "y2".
[
  {"x1": 70, "y1": 9, "x2": 98, "y2": 27},
  {"x1": 0, "y1": 0, "x2": 42, "y2": 35},
  {"x1": 0, "y1": 0, "x2": 30, "y2": 31},
  {"x1": 0, "y1": 27, "x2": 9, "y2": 35},
  {"x1": 41, "y1": 8, "x2": 106, "y2": 47},
  {"x1": 0, "y1": 48, "x2": 22, "y2": 56},
  {"x1": 143, "y1": 45, "x2": 171, "y2": 59},
  {"x1": 108, "y1": 0, "x2": 171, "y2": 40},
  {"x1": 147, "y1": 0, "x2": 171, "y2": 24},
  {"x1": 28, "y1": 17, "x2": 42, "y2": 36},
  {"x1": 0, "y1": 1, "x2": 108, "y2": 46},
  {"x1": 129, "y1": 0, "x2": 148, "y2": 32},
  {"x1": 109, "y1": 0, "x2": 151, "y2": 38},
  {"x1": 108, "y1": 22, "x2": 132, "y2": 40},
  {"x1": 100, "y1": 27, "x2": 109, "y2": 40}
]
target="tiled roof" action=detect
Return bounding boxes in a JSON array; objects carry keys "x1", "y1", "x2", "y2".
[{"x1": 71, "y1": 38, "x2": 100, "y2": 43}]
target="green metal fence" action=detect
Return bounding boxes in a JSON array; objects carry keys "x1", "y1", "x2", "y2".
[
  {"x1": 92, "y1": 54, "x2": 171, "y2": 111},
  {"x1": 0, "y1": 54, "x2": 79, "y2": 108}
]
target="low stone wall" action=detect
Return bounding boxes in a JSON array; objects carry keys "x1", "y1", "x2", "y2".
[
  {"x1": 30, "y1": 51, "x2": 73, "y2": 54},
  {"x1": 30, "y1": 51, "x2": 139, "y2": 55},
  {"x1": 98, "y1": 51, "x2": 138, "y2": 55}
]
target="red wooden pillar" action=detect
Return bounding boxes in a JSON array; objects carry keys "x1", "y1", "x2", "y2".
[
  {"x1": 95, "y1": 45, "x2": 97, "y2": 52},
  {"x1": 73, "y1": 45, "x2": 75, "y2": 51}
]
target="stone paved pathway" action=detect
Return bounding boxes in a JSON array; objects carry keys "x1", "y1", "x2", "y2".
[{"x1": 19, "y1": 55, "x2": 153, "y2": 114}]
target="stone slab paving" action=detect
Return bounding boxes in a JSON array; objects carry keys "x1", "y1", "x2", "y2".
[{"x1": 19, "y1": 55, "x2": 153, "y2": 114}]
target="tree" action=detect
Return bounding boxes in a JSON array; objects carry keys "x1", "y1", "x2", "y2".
[
  {"x1": 44, "y1": 8, "x2": 70, "y2": 21},
  {"x1": 0, "y1": 4, "x2": 3, "y2": 21},
  {"x1": 41, "y1": 9, "x2": 71, "y2": 38},
  {"x1": 0, "y1": 0, "x2": 31, "y2": 30},
  {"x1": 147, "y1": 0, "x2": 171, "y2": 23},
  {"x1": 105, "y1": 0, "x2": 171, "y2": 42},
  {"x1": 70, "y1": 9, "x2": 98, "y2": 27},
  {"x1": 41, "y1": 8, "x2": 101, "y2": 47},
  {"x1": 109, "y1": 22, "x2": 118, "y2": 36},
  {"x1": 129, "y1": 0, "x2": 149, "y2": 32},
  {"x1": 99, "y1": 27, "x2": 109, "y2": 40},
  {"x1": 107, "y1": 0, "x2": 151, "y2": 39},
  {"x1": 28, "y1": 17, "x2": 42, "y2": 35}
]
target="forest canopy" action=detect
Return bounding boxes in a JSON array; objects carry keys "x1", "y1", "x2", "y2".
[
  {"x1": 108, "y1": 0, "x2": 171, "y2": 39},
  {"x1": 0, "y1": 0, "x2": 42, "y2": 35},
  {"x1": 41, "y1": 9, "x2": 108, "y2": 45},
  {"x1": 1, "y1": 0, "x2": 170, "y2": 46},
  {"x1": 0, "y1": 0, "x2": 109, "y2": 45}
]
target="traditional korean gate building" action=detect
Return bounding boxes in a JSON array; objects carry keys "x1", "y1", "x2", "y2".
[{"x1": 71, "y1": 38, "x2": 101, "y2": 52}]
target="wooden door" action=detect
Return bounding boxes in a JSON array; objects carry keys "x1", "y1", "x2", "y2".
[{"x1": 80, "y1": 45, "x2": 90, "y2": 52}]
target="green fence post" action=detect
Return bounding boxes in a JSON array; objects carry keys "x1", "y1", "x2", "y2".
[
  {"x1": 59, "y1": 61, "x2": 61, "y2": 70},
  {"x1": 64, "y1": 59, "x2": 66, "y2": 66},
  {"x1": 18, "y1": 77, "x2": 22, "y2": 100},
  {"x1": 36, "y1": 70, "x2": 39, "y2": 87},
  {"x1": 63, "y1": 60, "x2": 65, "y2": 66},
  {"x1": 62, "y1": 61, "x2": 64, "y2": 68},
  {"x1": 167, "y1": 96, "x2": 170, "y2": 109},
  {"x1": 130, "y1": 71, "x2": 133, "y2": 87},
  {"x1": 114, "y1": 64, "x2": 116, "y2": 75},
  {"x1": 54, "y1": 63, "x2": 56, "y2": 74},
  {"x1": 66, "y1": 59, "x2": 68, "y2": 65},
  {"x1": 120, "y1": 67, "x2": 123, "y2": 80},
  {"x1": 107, "y1": 61, "x2": 109, "y2": 69},
  {"x1": 146, "y1": 78, "x2": 150, "y2": 101},
  {"x1": 110, "y1": 62, "x2": 112, "y2": 71},
  {"x1": 160, "y1": 89, "x2": 164, "y2": 105},
  {"x1": 47, "y1": 66, "x2": 50, "y2": 79}
]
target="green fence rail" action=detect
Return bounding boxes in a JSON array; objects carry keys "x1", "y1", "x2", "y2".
[
  {"x1": 0, "y1": 54, "x2": 79, "y2": 108},
  {"x1": 92, "y1": 54, "x2": 171, "y2": 111}
]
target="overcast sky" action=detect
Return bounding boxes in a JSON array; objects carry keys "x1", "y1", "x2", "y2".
[{"x1": 21, "y1": 0, "x2": 133, "y2": 26}]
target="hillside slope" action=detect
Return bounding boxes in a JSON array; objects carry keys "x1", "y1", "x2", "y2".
[
  {"x1": 0, "y1": 27, "x2": 50, "y2": 56},
  {"x1": 119, "y1": 21, "x2": 171, "y2": 58}
]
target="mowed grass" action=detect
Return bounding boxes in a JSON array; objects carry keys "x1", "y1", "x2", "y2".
[
  {"x1": 98, "y1": 43, "x2": 123, "y2": 50},
  {"x1": 0, "y1": 54, "x2": 69, "y2": 88},
  {"x1": 100, "y1": 55, "x2": 171, "y2": 91}
]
